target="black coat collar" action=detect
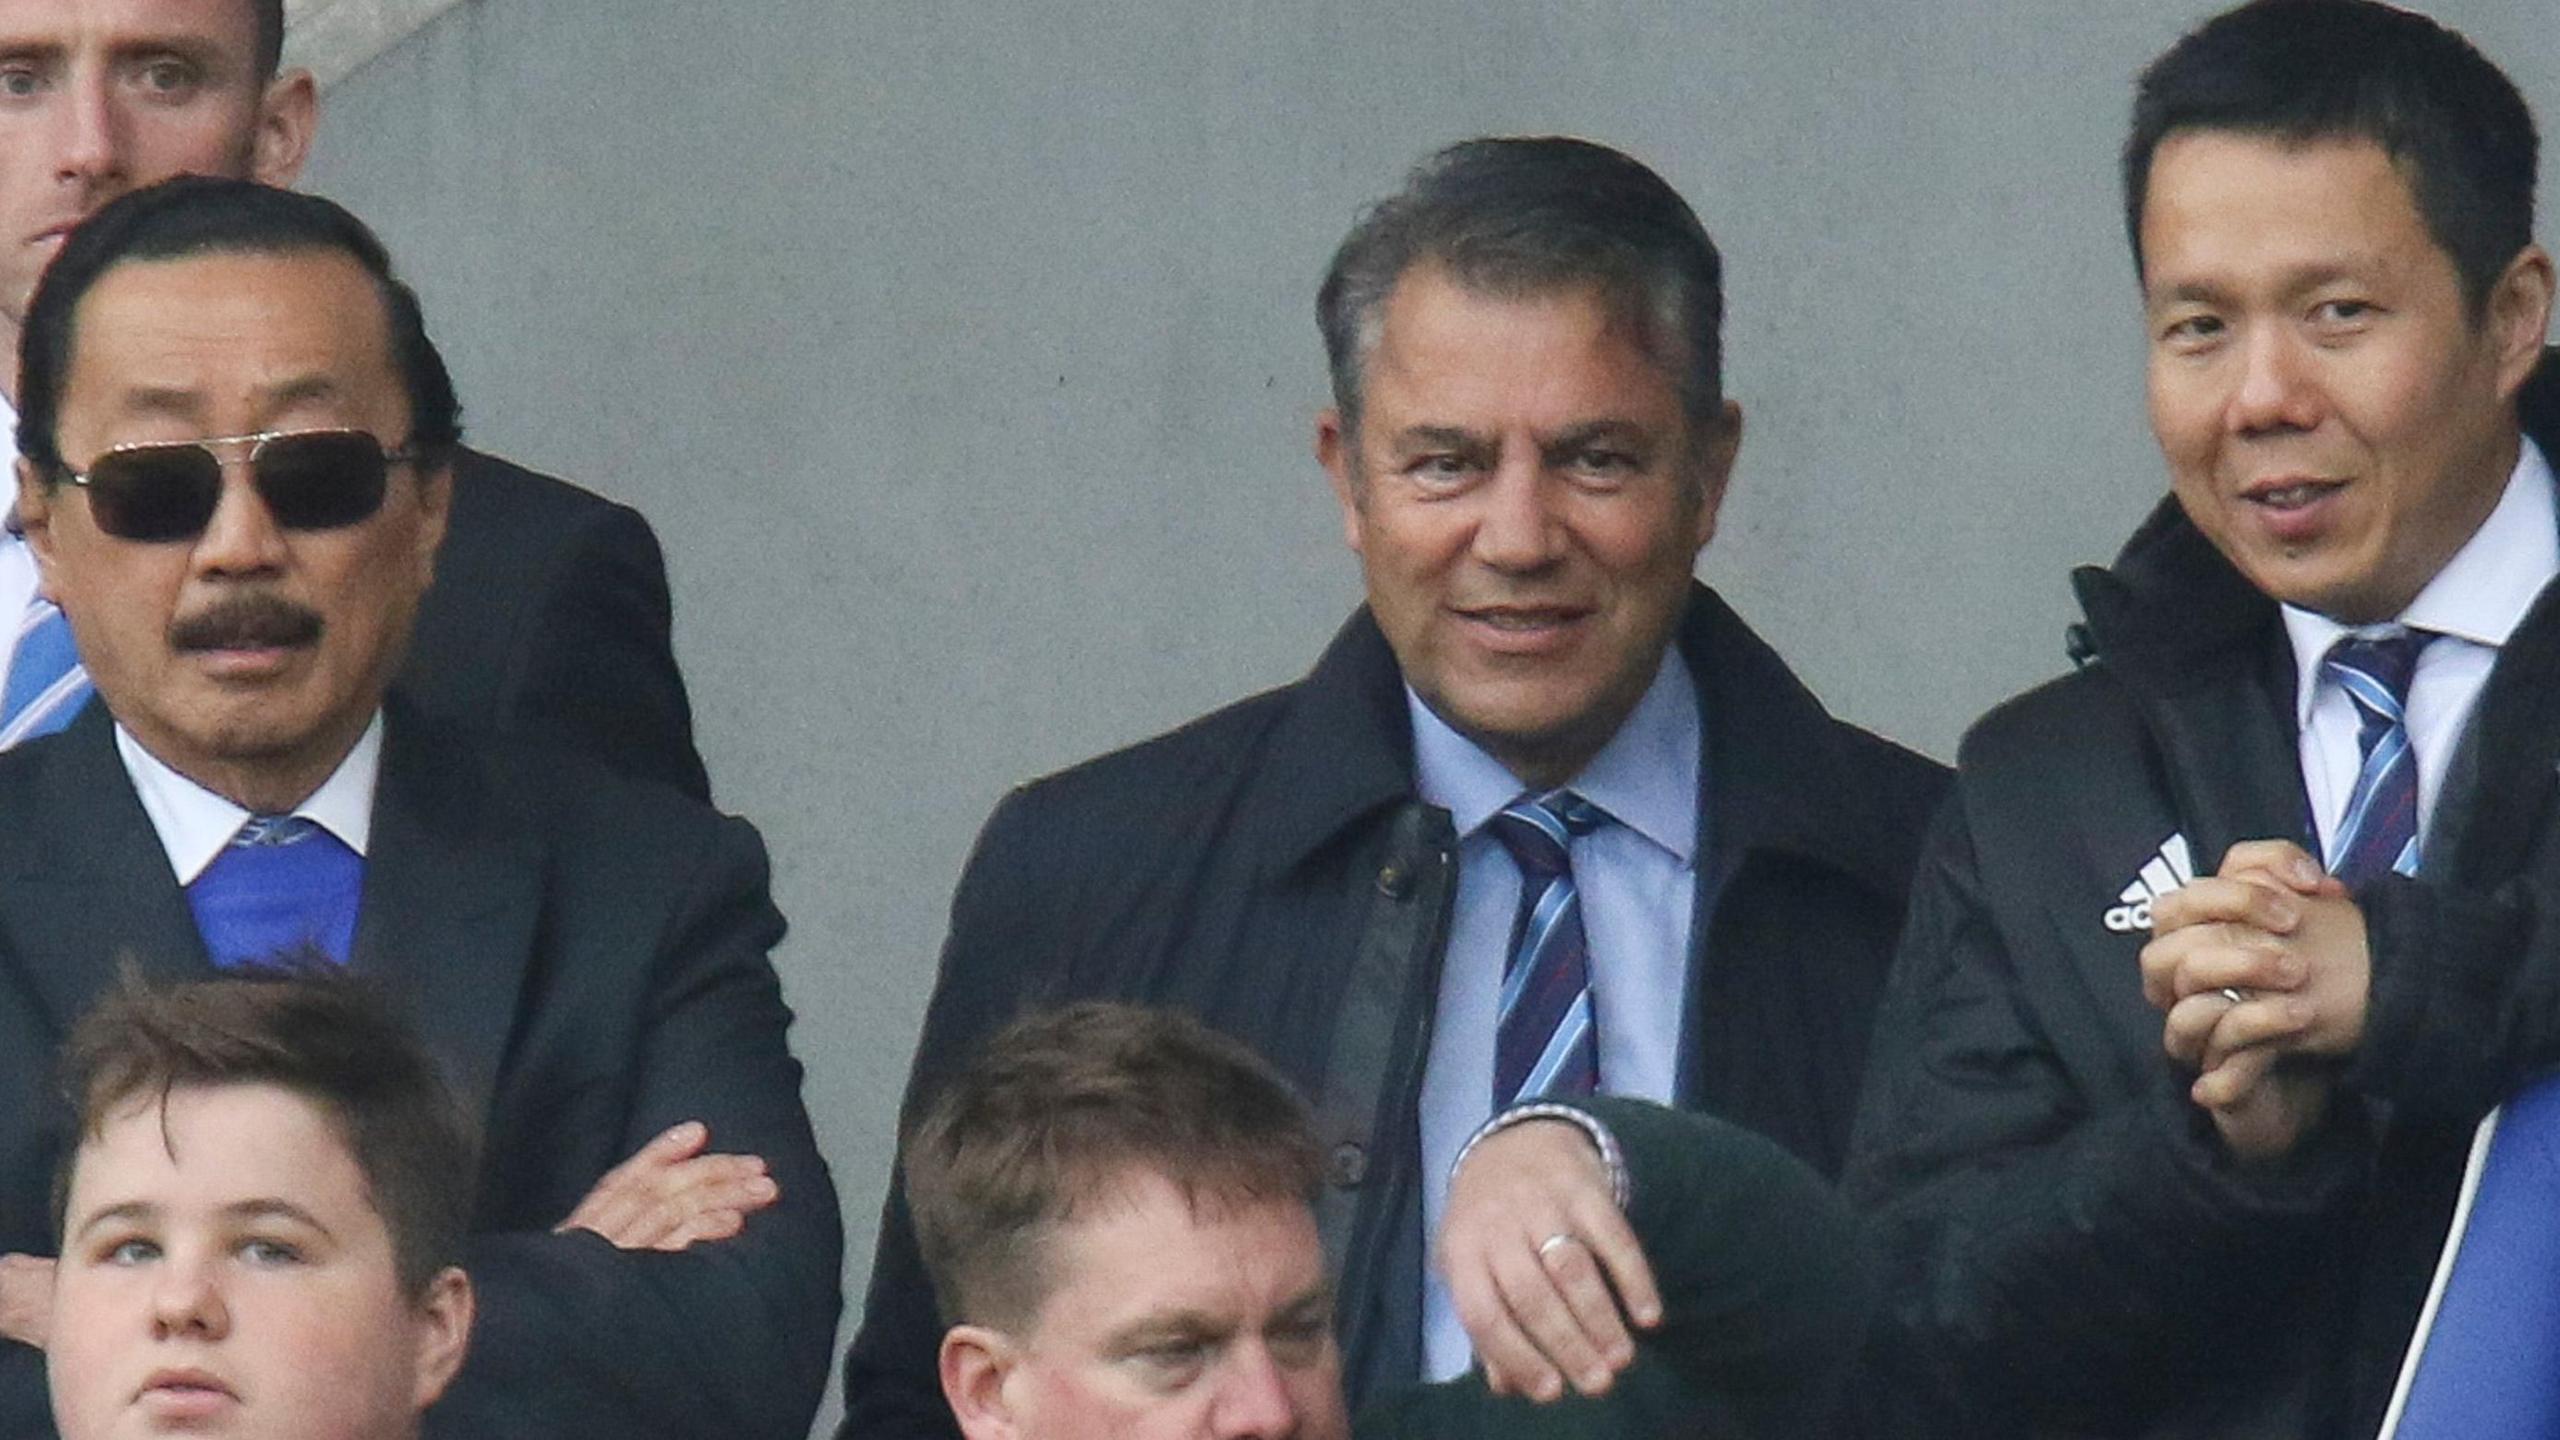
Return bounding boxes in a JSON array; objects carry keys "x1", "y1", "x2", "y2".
[{"x1": 1246, "y1": 583, "x2": 1917, "y2": 901}]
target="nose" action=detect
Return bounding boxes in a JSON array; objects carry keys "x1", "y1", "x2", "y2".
[
  {"x1": 2227, "y1": 327, "x2": 2324, "y2": 436},
  {"x1": 1470, "y1": 451, "x2": 1564, "y2": 573},
  {"x1": 149, "y1": 1253, "x2": 230, "y2": 1340},
  {"x1": 52, "y1": 66, "x2": 126, "y2": 195},
  {"x1": 1208, "y1": 1347, "x2": 1303, "y2": 1439},
  {"x1": 190, "y1": 461, "x2": 291, "y2": 578}
]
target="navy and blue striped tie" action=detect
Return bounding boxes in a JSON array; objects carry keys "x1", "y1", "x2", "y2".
[
  {"x1": 0, "y1": 597, "x2": 90, "y2": 749},
  {"x1": 2322, "y1": 630, "x2": 2431, "y2": 887},
  {"x1": 1489, "y1": 790, "x2": 1604, "y2": 1106}
]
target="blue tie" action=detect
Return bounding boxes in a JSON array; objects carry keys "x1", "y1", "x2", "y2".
[
  {"x1": 0, "y1": 597, "x2": 90, "y2": 748},
  {"x1": 184, "y1": 816, "x2": 362, "y2": 969},
  {"x1": 1489, "y1": 790, "x2": 1604, "y2": 1105},
  {"x1": 2322, "y1": 631, "x2": 2431, "y2": 887}
]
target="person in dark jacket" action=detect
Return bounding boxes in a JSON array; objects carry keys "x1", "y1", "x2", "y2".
[
  {"x1": 910, "y1": 1003, "x2": 1870, "y2": 1440},
  {"x1": 1845, "y1": 3, "x2": 2560, "y2": 1436},
  {"x1": 842, "y1": 135, "x2": 1947, "y2": 1437}
]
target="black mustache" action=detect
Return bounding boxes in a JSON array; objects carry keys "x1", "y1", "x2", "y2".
[{"x1": 167, "y1": 594, "x2": 324, "y2": 652}]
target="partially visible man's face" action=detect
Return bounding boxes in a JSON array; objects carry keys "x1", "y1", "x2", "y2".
[
  {"x1": 17, "y1": 247, "x2": 450, "y2": 805},
  {"x1": 0, "y1": 0, "x2": 310, "y2": 362},
  {"x1": 2141, "y1": 131, "x2": 2552, "y2": 622},
  {"x1": 1319, "y1": 264, "x2": 1735, "y2": 789},
  {"x1": 48, "y1": 1082, "x2": 471, "y2": 1440},
  {"x1": 950, "y1": 1170, "x2": 1350, "y2": 1440}
]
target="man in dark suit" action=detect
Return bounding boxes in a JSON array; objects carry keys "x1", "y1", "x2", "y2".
[
  {"x1": 841, "y1": 136, "x2": 1949, "y2": 1436},
  {"x1": 0, "y1": 0, "x2": 706, "y2": 798},
  {"x1": 0, "y1": 176, "x2": 839, "y2": 1438}
]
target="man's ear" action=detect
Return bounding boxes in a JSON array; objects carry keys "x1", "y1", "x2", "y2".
[
  {"x1": 1316, "y1": 408, "x2": 1364, "y2": 555},
  {"x1": 1688, "y1": 399, "x2": 1744, "y2": 554},
  {"x1": 2489, "y1": 244, "x2": 2557, "y2": 401},
  {"x1": 409, "y1": 1268, "x2": 475, "y2": 1410},
  {"x1": 940, "y1": 1325, "x2": 1025, "y2": 1440},
  {"x1": 17, "y1": 458, "x2": 58, "y2": 601},
  {"x1": 249, "y1": 69, "x2": 318, "y2": 187},
  {"x1": 409, "y1": 456, "x2": 453, "y2": 590}
]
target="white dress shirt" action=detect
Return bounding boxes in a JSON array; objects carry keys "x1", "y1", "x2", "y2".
[
  {"x1": 115, "y1": 711, "x2": 381, "y2": 884},
  {"x1": 1411, "y1": 649, "x2": 1702, "y2": 1380},
  {"x1": 0, "y1": 391, "x2": 40, "y2": 705},
  {"x1": 2283, "y1": 439, "x2": 2560, "y2": 855}
]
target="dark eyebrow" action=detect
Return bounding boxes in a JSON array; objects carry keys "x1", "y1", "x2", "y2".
[
  {"x1": 1387, "y1": 425, "x2": 1487, "y2": 453},
  {"x1": 1107, "y1": 1309, "x2": 1231, "y2": 1352},
  {"x1": 224, "y1": 1198, "x2": 335, "y2": 1238},
  {"x1": 1543, "y1": 419, "x2": 1659, "y2": 455}
]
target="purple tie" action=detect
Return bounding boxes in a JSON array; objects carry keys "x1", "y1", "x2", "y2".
[{"x1": 1489, "y1": 790, "x2": 1604, "y2": 1105}]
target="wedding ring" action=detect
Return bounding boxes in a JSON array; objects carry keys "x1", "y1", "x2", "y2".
[
  {"x1": 1537, "y1": 1232, "x2": 1580, "y2": 1262},
  {"x1": 2219, "y1": 986, "x2": 2249, "y2": 1005}
]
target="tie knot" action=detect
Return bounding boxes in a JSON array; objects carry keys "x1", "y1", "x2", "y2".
[
  {"x1": 2325, "y1": 629, "x2": 2433, "y2": 720},
  {"x1": 232, "y1": 815, "x2": 321, "y2": 849},
  {"x1": 1489, "y1": 789, "x2": 1604, "y2": 878}
]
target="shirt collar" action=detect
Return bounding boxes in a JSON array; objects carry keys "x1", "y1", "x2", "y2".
[
  {"x1": 2284, "y1": 436, "x2": 2560, "y2": 728},
  {"x1": 1407, "y1": 647, "x2": 1700, "y2": 864},
  {"x1": 115, "y1": 711, "x2": 383, "y2": 884}
]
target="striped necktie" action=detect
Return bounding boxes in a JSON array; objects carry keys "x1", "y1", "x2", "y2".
[
  {"x1": 0, "y1": 597, "x2": 90, "y2": 748},
  {"x1": 2322, "y1": 630, "x2": 2431, "y2": 886},
  {"x1": 1489, "y1": 790, "x2": 1605, "y2": 1105}
]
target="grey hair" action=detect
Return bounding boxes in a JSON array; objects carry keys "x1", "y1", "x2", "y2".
[{"x1": 1317, "y1": 136, "x2": 1727, "y2": 444}]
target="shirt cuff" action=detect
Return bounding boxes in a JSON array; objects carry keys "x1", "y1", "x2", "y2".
[{"x1": 1450, "y1": 1101, "x2": 1630, "y2": 1210}]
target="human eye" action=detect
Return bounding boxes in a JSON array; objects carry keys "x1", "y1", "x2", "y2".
[
  {"x1": 126, "y1": 53, "x2": 203, "y2": 102},
  {"x1": 1401, "y1": 451, "x2": 1482, "y2": 493},
  {"x1": 94, "y1": 1234, "x2": 160, "y2": 1266},
  {"x1": 0, "y1": 59, "x2": 49, "y2": 102},
  {"x1": 236, "y1": 1235, "x2": 305, "y2": 1267},
  {"x1": 1267, "y1": 1314, "x2": 1332, "y2": 1369},
  {"x1": 1565, "y1": 445, "x2": 1643, "y2": 485},
  {"x1": 2309, "y1": 296, "x2": 2379, "y2": 334},
  {"x1": 2155, "y1": 310, "x2": 2225, "y2": 353},
  {"x1": 1125, "y1": 1337, "x2": 1211, "y2": 1391}
]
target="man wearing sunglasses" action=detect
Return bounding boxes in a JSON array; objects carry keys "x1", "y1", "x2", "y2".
[
  {"x1": 0, "y1": 0, "x2": 706, "y2": 797},
  {"x1": 0, "y1": 175, "x2": 842, "y2": 1440}
]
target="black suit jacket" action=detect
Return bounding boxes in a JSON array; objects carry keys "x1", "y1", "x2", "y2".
[
  {"x1": 0, "y1": 700, "x2": 839, "y2": 1440},
  {"x1": 840, "y1": 586, "x2": 1949, "y2": 1437},
  {"x1": 399, "y1": 448, "x2": 709, "y2": 801}
]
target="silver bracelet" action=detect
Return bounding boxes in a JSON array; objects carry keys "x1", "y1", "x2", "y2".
[{"x1": 1450, "y1": 1101, "x2": 1630, "y2": 1210}]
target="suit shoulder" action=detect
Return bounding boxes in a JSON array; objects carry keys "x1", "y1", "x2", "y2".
[{"x1": 1954, "y1": 664, "x2": 2134, "y2": 777}]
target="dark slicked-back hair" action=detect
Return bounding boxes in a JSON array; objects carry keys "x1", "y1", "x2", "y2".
[
  {"x1": 903, "y1": 1002, "x2": 1325, "y2": 1331},
  {"x1": 2125, "y1": 0, "x2": 2538, "y2": 314},
  {"x1": 17, "y1": 175, "x2": 462, "y2": 475},
  {"x1": 54, "y1": 966, "x2": 478, "y2": 1299},
  {"x1": 253, "y1": 0, "x2": 285, "y2": 79},
  {"x1": 1318, "y1": 136, "x2": 1727, "y2": 446}
]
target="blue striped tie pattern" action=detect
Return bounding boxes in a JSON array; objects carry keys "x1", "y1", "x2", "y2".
[
  {"x1": 2322, "y1": 630, "x2": 2431, "y2": 887},
  {"x1": 0, "y1": 597, "x2": 91, "y2": 749},
  {"x1": 1489, "y1": 790, "x2": 1605, "y2": 1106}
]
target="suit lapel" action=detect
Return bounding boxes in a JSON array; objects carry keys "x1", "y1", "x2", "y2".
[
  {"x1": 349, "y1": 703, "x2": 542, "y2": 1113},
  {"x1": 0, "y1": 708, "x2": 208, "y2": 1039}
]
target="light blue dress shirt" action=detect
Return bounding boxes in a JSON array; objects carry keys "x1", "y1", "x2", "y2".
[{"x1": 1410, "y1": 649, "x2": 1704, "y2": 1380}]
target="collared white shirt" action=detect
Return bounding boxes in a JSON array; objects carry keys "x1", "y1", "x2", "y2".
[
  {"x1": 1411, "y1": 648, "x2": 1703, "y2": 1380},
  {"x1": 0, "y1": 391, "x2": 39, "y2": 705},
  {"x1": 115, "y1": 711, "x2": 381, "y2": 885},
  {"x1": 2283, "y1": 439, "x2": 2559, "y2": 855}
]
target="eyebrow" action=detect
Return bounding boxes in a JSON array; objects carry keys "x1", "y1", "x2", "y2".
[
  {"x1": 71, "y1": 1197, "x2": 337, "y2": 1242},
  {"x1": 111, "y1": 375, "x2": 347, "y2": 422}
]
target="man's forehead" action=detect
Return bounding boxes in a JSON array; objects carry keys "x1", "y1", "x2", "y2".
[
  {"x1": 0, "y1": 0, "x2": 258, "y2": 51},
  {"x1": 62, "y1": 251, "x2": 397, "y2": 420}
]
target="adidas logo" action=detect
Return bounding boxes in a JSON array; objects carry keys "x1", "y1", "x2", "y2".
[{"x1": 2103, "y1": 833, "x2": 2194, "y2": 933}]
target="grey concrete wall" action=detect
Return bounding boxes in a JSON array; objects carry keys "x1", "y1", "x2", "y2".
[{"x1": 299, "y1": 3, "x2": 2559, "y2": 1432}]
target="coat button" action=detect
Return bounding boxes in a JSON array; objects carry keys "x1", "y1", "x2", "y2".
[
  {"x1": 1376, "y1": 863, "x2": 1413, "y2": 899},
  {"x1": 1328, "y1": 1142, "x2": 1368, "y2": 1188}
]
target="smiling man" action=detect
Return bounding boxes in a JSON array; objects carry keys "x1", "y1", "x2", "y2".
[
  {"x1": 844, "y1": 136, "x2": 1947, "y2": 1437},
  {"x1": 46, "y1": 971, "x2": 476, "y2": 1440},
  {"x1": 0, "y1": 176, "x2": 840, "y2": 1440},
  {"x1": 1846, "y1": 2, "x2": 2560, "y2": 1437}
]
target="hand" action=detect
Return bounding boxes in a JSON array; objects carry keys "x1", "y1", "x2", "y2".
[
  {"x1": 0, "y1": 1254, "x2": 53, "y2": 1348},
  {"x1": 2144, "y1": 843, "x2": 2371, "y2": 1063},
  {"x1": 555, "y1": 1121, "x2": 778, "y2": 1252},
  {"x1": 1436, "y1": 1118, "x2": 1659, "y2": 1403}
]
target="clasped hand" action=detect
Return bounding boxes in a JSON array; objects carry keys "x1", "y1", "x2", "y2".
[{"x1": 2138, "y1": 839, "x2": 2372, "y2": 1160}]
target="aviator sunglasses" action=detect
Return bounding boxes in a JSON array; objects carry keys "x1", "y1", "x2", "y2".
[{"x1": 59, "y1": 428, "x2": 422, "y2": 543}]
